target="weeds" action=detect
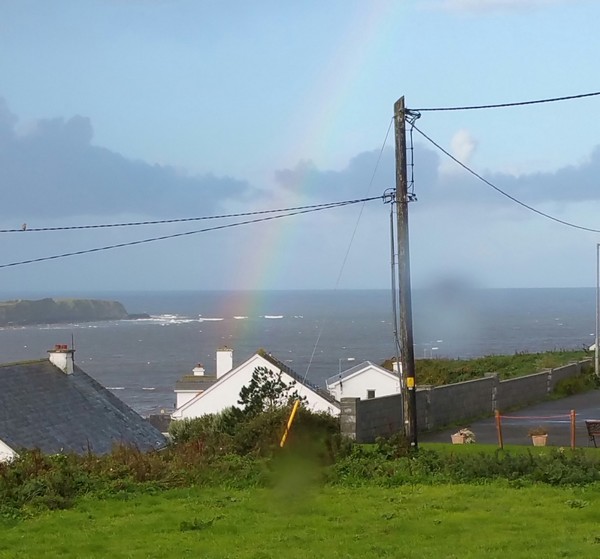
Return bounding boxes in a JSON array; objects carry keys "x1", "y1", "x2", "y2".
[{"x1": 3, "y1": 408, "x2": 600, "y2": 521}]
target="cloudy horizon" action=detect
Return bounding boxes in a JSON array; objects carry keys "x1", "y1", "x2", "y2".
[{"x1": 1, "y1": 1, "x2": 599, "y2": 293}]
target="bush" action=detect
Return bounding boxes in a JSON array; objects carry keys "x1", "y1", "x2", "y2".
[
  {"x1": 168, "y1": 407, "x2": 244, "y2": 444},
  {"x1": 326, "y1": 446, "x2": 600, "y2": 487},
  {"x1": 553, "y1": 373, "x2": 596, "y2": 397}
]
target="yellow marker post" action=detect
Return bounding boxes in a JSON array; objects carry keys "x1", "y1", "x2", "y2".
[{"x1": 279, "y1": 399, "x2": 301, "y2": 448}]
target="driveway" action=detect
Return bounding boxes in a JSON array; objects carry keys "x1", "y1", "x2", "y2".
[{"x1": 419, "y1": 389, "x2": 600, "y2": 448}]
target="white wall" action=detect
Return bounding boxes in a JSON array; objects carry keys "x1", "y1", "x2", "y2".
[
  {"x1": 173, "y1": 354, "x2": 339, "y2": 419},
  {"x1": 0, "y1": 438, "x2": 16, "y2": 462},
  {"x1": 175, "y1": 391, "x2": 199, "y2": 409},
  {"x1": 327, "y1": 365, "x2": 400, "y2": 401},
  {"x1": 216, "y1": 348, "x2": 233, "y2": 378}
]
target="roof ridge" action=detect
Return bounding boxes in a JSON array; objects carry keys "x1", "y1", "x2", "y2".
[
  {"x1": 259, "y1": 350, "x2": 338, "y2": 405},
  {"x1": 0, "y1": 358, "x2": 47, "y2": 369}
]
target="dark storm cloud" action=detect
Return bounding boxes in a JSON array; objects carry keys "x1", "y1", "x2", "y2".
[
  {"x1": 487, "y1": 148, "x2": 600, "y2": 204},
  {"x1": 275, "y1": 139, "x2": 600, "y2": 213},
  {"x1": 274, "y1": 146, "x2": 439, "y2": 202},
  {"x1": 0, "y1": 99, "x2": 256, "y2": 220},
  {"x1": 417, "y1": 144, "x2": 600, "y2": 211}
]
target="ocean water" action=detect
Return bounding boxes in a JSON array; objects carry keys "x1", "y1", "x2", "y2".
[{"x1": 0, "y1": 288, "x2": 595, "y2": 415}]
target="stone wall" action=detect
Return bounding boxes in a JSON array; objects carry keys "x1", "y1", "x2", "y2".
[{"x1": 340, "y1": 359, "x2": 591, "y2": 442}]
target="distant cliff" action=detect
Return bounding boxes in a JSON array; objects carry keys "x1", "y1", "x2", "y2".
[{"x1": 0, "y1": 298, "x2": 147, "y2": 326}]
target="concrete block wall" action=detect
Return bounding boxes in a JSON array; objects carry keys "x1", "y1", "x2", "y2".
[
  {"x1": 496, "y1": 372, "x2": 549, "y2": 411},
  {"x1": 340, "y1": 393, "x2": 403, "y2": 443},
  {"x1": 416, "y1": 388, "x2": 431, "y2": 431},
  {"x1": 428, "y1": 376, "x2": 496, "y2": 428},
  {"x1": 340, "y1": 398, "x2": 359, "y2": 440},
  {"x1": 549, "y1": 362, "x2": 582, "y2": 391},
  {"x1": 340, "y1": 359, "x2": 592, "y2": 441}
]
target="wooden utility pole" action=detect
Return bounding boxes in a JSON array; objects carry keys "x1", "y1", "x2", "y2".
[{"x1": 394, "y1": 97, "x2": 418, "y2": 449}]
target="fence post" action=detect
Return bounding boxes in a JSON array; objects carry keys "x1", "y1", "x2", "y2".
[{"x1": 570, "y1": 409, "x2": 576, "y2": 450}]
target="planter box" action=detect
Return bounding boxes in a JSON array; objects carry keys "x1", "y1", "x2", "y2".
[
  {"x1": 531, "y1": 434, "x2": 548, "y2": 447},
  {"x1": 451, "y1": 434, "x2": 465, "y2": 444}
]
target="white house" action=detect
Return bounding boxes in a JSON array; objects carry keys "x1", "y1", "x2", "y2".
[
  {"x1": 173, "y1": 349, "x2": 229, "y2": 410},
  {"x1": 172, "y1": 348, "x2": 340, "y2": 420},
  {"x1": 325, "y1": 360, "x2": 401, "y2": 401}
]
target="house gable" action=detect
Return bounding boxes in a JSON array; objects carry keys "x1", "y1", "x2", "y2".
[
  {"x1": 0, "y1": 438, "x2": 16, "y2": 462},
  {"x1": 172, "y1": 351, "x2": 340, "y2": 419},
  {"x1": 326, "y1": 361, "x2": 401, "y2": 401}
]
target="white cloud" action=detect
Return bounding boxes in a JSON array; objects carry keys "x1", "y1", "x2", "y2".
[{"x1": 450, "y1": 129, "x2": 477, "y2": 164}]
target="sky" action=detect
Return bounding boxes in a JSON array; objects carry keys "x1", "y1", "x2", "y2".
[{"x1": 1, "y1": 0, "x2": 600, "y2": 293}]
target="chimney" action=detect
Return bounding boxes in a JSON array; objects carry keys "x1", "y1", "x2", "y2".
[
  {"x1": 216, "y1": 347, "x2": 233, "y2": 378},
  {"x1": 192, "y1": 363, "x2": 206, "y2": 376},
  {"x1": 48, "y1": 344, "x2": 75, "y2": 375},
  {"x1": 392, "y1": 359, "x2": 402, "y2": 376}
]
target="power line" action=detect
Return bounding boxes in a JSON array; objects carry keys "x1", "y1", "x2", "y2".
[
  {"x1": 0, "y1": 196, "x2": 383, "y2": 269},
  {"x1": 412, "y1": 123, "x2": 600, "y2": 234},
  {"x1": 301, "y1": 119, "x2": 394, "y2": 386},
  {"x1": 0, "y1": 198, "x2": 379, "y2": 233},
  {"x1": 410, "y1": 90, "x2": 600, "y2": 112}
]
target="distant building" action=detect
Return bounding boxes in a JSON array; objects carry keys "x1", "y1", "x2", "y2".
[
  {"x1": 325, "y1": 360, "x2": 401, "y2": 401},
  {"x1": 172, "y1": 348, "x2": 340, "y2": 420},
  {"x1": 173, "y1": 348, "x2": 230, "y2": 410},
  {"x1": 0, "y1": 345, "x2": 167, "y2": 462}
]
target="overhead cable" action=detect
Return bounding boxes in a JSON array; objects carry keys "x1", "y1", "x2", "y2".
[
  {"x1": 0, "y1": 196, "x2": 383, "y2": 269},
  {"x1": 412, "y1": 123, "x2": 600, "y2": 234},
  {"x1": 0, "y1": 197, "x2": 381, "y2": 233},
  {"x1": 300, "y1": 117, "x2": 394, "y2": 386},
  {"x1": 410, "y1": 90, "x2": 600, "y2": 112}
]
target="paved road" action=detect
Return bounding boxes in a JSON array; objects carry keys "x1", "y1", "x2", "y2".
[{"x1": 419, "y1": 389, "x2": 600, "y2": 448}]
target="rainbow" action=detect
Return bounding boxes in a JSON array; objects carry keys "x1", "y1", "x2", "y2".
[{"x1": 225, "y1": 2, "x2": 403, "y2": 317}]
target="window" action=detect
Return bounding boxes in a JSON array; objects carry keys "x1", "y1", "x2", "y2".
[{"x1": 367, "y1": 389, "x2": 375, "y2": 399}]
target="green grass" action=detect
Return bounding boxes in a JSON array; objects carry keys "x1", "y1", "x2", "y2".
[{"x1": 2, "y1": 484, "x2": 600, "y2": 558}]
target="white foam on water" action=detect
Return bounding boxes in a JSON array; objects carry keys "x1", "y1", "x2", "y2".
[{"x1": 137, "y1": 314, "x2": 198, "y2": 325}]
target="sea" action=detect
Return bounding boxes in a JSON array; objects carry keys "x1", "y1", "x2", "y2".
[{"x1": 0, "y1": 288, "x2": 596, "y2": 416}]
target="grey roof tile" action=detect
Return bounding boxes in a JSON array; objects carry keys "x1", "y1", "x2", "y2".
[
  {"x1": 175, "y1": 374, "x2": 218, "y2": 391},
  {"x1": 259, "y1": 350, "x2": 339, "y2": 406},
  {"x1": 0, "y1": 359, "x2": 167, "y2": 456}
]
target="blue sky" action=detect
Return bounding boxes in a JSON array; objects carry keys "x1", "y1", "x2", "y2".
[{"x1": 1, "y1": 0, "x2": 599, "y2": 292}]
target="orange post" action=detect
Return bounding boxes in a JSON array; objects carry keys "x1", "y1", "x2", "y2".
[
  {"x1": 495, "y1": 410, "x2": 503, "y2": 449},
  {"x1": 570, "y1": 409, "x2": 576, "y2": 449},
  {"x1": 279, "y1": 399, "x2": 301, "y2": 448}
]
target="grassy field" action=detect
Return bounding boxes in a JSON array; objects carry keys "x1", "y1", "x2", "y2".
[
  {"x1": 411, "y1": 349, "x2": 591, "y2": 386},
  {"x1": 2, "y1": 482, "x2": 600, "y2": 558}
]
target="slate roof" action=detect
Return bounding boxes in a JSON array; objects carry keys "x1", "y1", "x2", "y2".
[
  {"x1": 175, "y1": 373, "x2": 218, "y2": 392},
  {"x1": 259, "y1": 350, "x2": 339, "y2": 405},
  {"x1": 0, "y1": 359, "x2": 167, "y2": 456}
]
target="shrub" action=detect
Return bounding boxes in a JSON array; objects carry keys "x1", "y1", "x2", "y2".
[{"x1": 553, "y1": 373, "x2": 596, "y2": 397}]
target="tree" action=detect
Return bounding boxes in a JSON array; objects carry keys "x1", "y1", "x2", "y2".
[{"x1": 238, "y1": 366, "x2": 306, "y2": 416}]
